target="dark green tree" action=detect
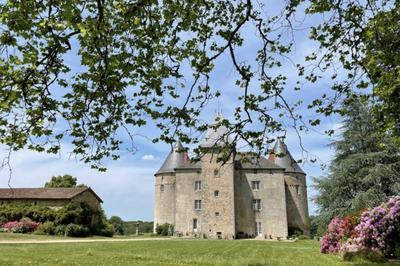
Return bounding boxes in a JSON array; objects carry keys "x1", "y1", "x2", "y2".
[
  {"x1": 314, "y1": 98, "x2": 400, "y2": 231},
  {"x1": 44, "y1": 174, "x2": 86, "y2": 188},
  {"x1": 108, "y1": 216, "x2": 124, "y2": 235}
]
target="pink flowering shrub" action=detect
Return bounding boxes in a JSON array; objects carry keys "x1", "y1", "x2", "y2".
[
  {"x1": 320, "y1": 215, "x2": 358, "y2": 254},
  {"x1": 340, "y1": 196, "x2": 400, "y2": 260},
  {"x1": 2, "y1": 220, "x2": 41, "y2": 233}
]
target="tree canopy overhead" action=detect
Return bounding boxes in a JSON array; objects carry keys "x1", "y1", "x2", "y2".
[{"x1": 0, "y1": 0, "x2": 398, "y2": 169}]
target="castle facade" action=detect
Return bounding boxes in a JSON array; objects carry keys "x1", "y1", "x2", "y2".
[{"x1": 154, "y1": 116, "x2": 310, "y2": 239}]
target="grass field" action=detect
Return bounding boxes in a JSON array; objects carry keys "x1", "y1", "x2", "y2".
[
  {"x1": 0, "y1": 237, "x2": 395, "y2": 266},
  {"x1": 0, "y1": 232, "x2": 152, "y2": 241}
]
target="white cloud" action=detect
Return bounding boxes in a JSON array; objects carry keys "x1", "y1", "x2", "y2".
[{"x1": 141, "y1": 154, "x2": 159, "y2": 161}]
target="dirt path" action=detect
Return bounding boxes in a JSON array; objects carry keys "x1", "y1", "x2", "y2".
[{"x1": 0, "y1": 237, "x2": 171, "y2": 244}]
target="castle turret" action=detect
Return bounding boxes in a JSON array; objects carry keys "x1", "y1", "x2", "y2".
[
  {"x1": 269, "y1": 138, "x2": 305, "y2": 174},
  {"x1": 154, "y1": 142, "x2": 189, "y2": 233},
  {"x1": 269, "y1": 138, "x2": 310, "y2": 235}
]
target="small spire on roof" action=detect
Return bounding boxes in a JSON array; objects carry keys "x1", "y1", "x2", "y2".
[
  {"x1": 270, "y1": 137, "x2": 305, "y2": 174},
  {"x1": 200, "y1": 113, "x2": 232, "y2": 148}
]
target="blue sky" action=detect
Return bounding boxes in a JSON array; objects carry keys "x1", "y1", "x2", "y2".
[{"x1": 0, "y1": 2, "x2": 344, "y2": 221}]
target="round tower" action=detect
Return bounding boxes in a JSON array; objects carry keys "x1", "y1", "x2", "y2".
[
  {"x1": 154, "y1": 142, "x2": 189, "y2": 233},
  {"x1": 269, "y1": 138, "x2": 310, "y2": 235}
]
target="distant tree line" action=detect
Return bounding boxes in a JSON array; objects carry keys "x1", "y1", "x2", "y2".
[{"x1": 108, "y1": 216, "x2": 153, "y2": 235}]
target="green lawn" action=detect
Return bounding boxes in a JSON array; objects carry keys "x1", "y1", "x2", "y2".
[
  {"x1": 0, "y1": 238, "x2": 395, "y2": 265},
  {"x1": 0, "y1": 232, "x2": 152, "y2": 241}
]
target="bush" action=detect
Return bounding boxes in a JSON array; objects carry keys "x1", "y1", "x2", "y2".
[
  {"x1": 0, "y1": 216, "x2": 8, "y2": 226},
  {"x1": 91, "y1": 223, "x2": 114, "y2": 237},
  {"x1": 65, "y1": 224, "x2": 90, "y2": 237},
  {"x1": 36, "y1": 221, "x2": 56, "y2": 235},
  {"x1": 0, "y1": 202, "x2": 98, "y2": 226},
  {"x1": 340, "y1": 196, "x2": 400, "y2": 260},
  {"x1": 297, "y1": 235, "x2": 310, "y2": 240},
  {"x1": 54, "y1": 225, "x2": 66, "y2": 236},
  {"x1": 320, "y1": 215, "x2": 359, "y2": 254},
  {"x1": 108, "y1": 216, "x2": 124, "y2": 235},
  {"x1": 155, "y1": 223, "x2": 173, "y2": 236},
  {"x1": 2, "y1": 220, "x2": 41, "y2": 233}
]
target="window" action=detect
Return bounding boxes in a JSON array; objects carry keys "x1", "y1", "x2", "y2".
[
  {"x1": 252, "y1": 199, "x2": 262, "y2": 211},
  {"x1": 214, "y1": 190, "x2": 219, "y2": 197},
  {"x1": 214, "y1": 168, "x2": 219, "y2": 177},
  {"x1": 296, "y1": 185, "x2": 301, "y2": 195},
  {"x1": 215, "y1": 212, "x2": 220, "y2": 217},
  {"x1": 255, "y1": 222, "x2": 262, "y2": 235},
  {"x1": 160, "y1": 184, "x2": 164, "y2": 192},
  {"x1": 193, "y1": 218, "x2": 198, "y2": 229},
  {"x1": 195, "y1": 180, "x2": 202, "y2": 191},
  {"x1": 252, "y1": 181, "x2": 260, "y2": 190},
  {"x1": 194, "y1": 200, "x2": 202, "y2": 210}
]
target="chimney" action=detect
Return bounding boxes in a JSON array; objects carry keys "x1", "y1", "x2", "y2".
[{"x1": 268, "y1": 150, "x2": 275, "y2": 162}]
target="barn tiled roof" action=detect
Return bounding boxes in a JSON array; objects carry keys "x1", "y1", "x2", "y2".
[{"x1": 0, "y1": 187, "x2": 103, "y2": 203}]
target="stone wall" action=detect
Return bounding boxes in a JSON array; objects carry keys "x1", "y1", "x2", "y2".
[
  {"x1": 174, "y1": 170, "x2": 201, "y2": 235},
  {"x1": 284, "y1": 173, "x2": 310, "y2": 235},
  {"x1": 234, "y1": 170, "x2": 255, "y2": 237},
  {"x1": 71, "y1": 190, "x2": 101, "y2": 211},
  {"x1": 200, "y1": 152, "x2": 235, "y2": 239},
  {"x1": 153, "y1": 173, "x2": 176, "y2": 232},
  {"x1": 71, "y1": 190, "x2": 102, "y2": 225},
  {"x1": 235, "y1": 169, "x2": 288, "y2": 239}
]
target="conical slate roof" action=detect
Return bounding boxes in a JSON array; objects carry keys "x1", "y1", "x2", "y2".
[
  {"x1": 156, "y1": 142, "x2": 189, "y2": 175},
  {"x1": 271, "y1": 138, "x2": 305, "y2": 174},
  {"x1": 200, "y1": 113, "x2": 232, "y2": 148}
]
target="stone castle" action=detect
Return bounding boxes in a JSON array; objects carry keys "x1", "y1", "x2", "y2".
[{"x1": 154, "y1": 115, "x2": 310, "y2": 239}]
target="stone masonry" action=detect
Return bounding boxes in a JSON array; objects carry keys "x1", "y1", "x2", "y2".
[{"x1": 154, "y1": 115, "x2": 310, "y2": 239}]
